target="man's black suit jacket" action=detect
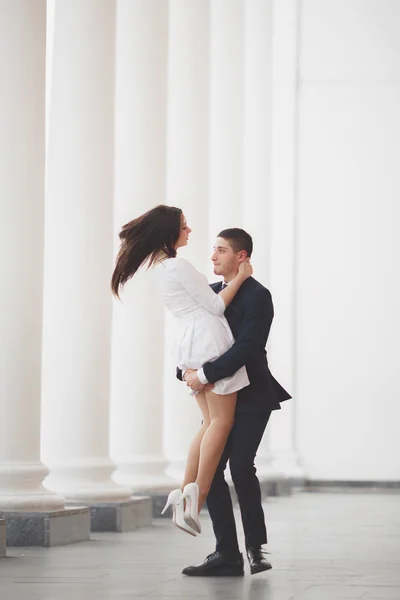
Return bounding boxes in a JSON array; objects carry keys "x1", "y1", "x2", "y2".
[{"x1": 177, "y1": 277, "x2": 291, "y2": 415}]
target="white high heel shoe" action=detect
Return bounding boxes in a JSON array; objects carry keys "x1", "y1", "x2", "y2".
[
  {"x1": 161, "y1": 489, "x2": 198, "y2": 537},
  {"x1": 180, "y1": 482, "x2": 201, "y2": 534}
]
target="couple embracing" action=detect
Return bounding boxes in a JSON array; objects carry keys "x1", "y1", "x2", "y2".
[{"x1": 112, "y1": 205, "x2": 290, "y2": 577}]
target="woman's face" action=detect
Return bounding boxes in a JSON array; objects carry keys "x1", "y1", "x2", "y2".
[{"x1": 175, "y1": 215, "x2": 192, "y2": 249}]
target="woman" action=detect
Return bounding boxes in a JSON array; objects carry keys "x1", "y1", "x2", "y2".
[{"x1": 111, "y1": 205, "x2": 252, "y2": 536}]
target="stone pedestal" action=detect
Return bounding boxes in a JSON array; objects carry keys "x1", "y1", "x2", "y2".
[
  {"x1": 85, "y1": 497, "x2": 152, "y2": 533},
  {"x1": 1, "y1": 507, "x2": 90, "y2": 548}
]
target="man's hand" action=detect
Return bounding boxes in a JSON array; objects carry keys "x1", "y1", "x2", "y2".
[
  {"x1": 184, "y1": 369, "x2": 205, "y2": 392},
  {"x1": 184, "y1": 369, "x2": 214, "y2": 393}
]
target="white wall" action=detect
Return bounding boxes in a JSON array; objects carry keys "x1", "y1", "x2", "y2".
[
  {"x1": 295, "y1": 0, "x2": 400, "y2": 479},
  {"x1": 39, "y1": 0, "x2": 400, "y2": 484}
]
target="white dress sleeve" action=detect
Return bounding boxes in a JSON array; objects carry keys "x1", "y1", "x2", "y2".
[{"x1": 171, "y1": 258, "x2": 225, "y2": 316}]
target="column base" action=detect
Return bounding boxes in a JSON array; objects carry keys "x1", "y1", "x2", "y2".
[
  {"x1": 259, "y1": 475, "x2": 294, "y2": 498},
  {"x1": 255, "y1": 458, "x2": 295, "y2": 498},
  {"x1": 260, "y1": 452, "x2": 305, "y2": 495},
  {"x1": 134, "y1": 487, "x2": 177, "y2": 519},
  {"x1": 1, "y1": 506, "x2": 90, "y2": 547},
  {"x1": 142, "y1": 483, "x2": 239, "y2": 519},
  {"x1": 112, "y1": 458, "x2": 171, "y2": 490},
  {"x1": 0, "y1": 519, "x2": 5, "y2": 557},
  {"x1": 67, "y1": 497, "x2": 152, "y2": 532}
]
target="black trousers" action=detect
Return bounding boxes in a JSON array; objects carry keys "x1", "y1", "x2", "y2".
[{"x1": 206, "y1": 411, "x2": 272, "y2": 554}]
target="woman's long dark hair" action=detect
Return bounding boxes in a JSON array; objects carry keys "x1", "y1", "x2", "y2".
[{"x1": 111, "y1": 204, "x2": 182, "y2": 298}]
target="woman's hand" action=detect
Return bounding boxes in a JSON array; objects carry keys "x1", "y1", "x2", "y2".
[{"x1": 238, "y1": 259, "x2": 253, "y2": 280}]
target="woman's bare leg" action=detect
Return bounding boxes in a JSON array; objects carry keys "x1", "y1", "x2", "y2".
[
  {"x1": 181, "y1": 391, "x2": 210, "y2": 490},
  {"x1": 195, "y1": 390, "x2": 237, "y2": 511}
]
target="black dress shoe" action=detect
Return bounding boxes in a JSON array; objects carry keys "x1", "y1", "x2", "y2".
[
  {"x1": 182, "y1": 551, "x2": 244, "y2": 577},
  {"x1": 246, "y1": 547, "x2": 272, "y2": 575}
]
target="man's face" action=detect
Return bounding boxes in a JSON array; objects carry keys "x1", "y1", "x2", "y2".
[{"x1": 211, "y1": 237, "x2": 244, "y2": 279}]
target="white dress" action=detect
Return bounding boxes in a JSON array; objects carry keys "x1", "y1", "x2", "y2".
[{"x1": 155, "y1": 257, "x2": 249, "y2": 395}]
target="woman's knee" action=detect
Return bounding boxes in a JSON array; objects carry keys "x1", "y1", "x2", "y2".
[{"x1": 200, "y1": 418, "x2": 211, "y2": 430}]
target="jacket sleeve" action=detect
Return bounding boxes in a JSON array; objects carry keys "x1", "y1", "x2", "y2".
[{"x1": 202, "y1": 287, "x2": 273, "y2": 384}]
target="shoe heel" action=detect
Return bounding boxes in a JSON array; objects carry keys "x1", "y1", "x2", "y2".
[{"x1": 161, "y1": 499, "x2": 171, "y2": 515}]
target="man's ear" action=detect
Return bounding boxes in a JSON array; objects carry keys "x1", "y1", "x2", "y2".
[{"x1": 237, "y1": 250, "x2": 248, "y2": 263}]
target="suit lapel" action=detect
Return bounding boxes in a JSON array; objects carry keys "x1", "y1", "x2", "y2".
[{"x1": 210, "y1": 281, "x2": 223, "y2": 293}]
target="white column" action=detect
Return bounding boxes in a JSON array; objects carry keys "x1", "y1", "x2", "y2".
[
  {"x1": 109, "y1": 0, "x2": 170, "y2": 490},
  {"x1": 268, "y1": 0, "x2": 304, "y2": 479},
  {"x1": 242, "y1": 0, "x2": 278, "y2": 478},
  {"x1": 243, "y1": 0, "x2": 273, "y2": 274},
  {"x1": 41, "y1": 0, "x2": 131, "y2": 502},
  {"x1": 209, "y1": 0, "x2": 245, "y2": 239},
  {"x1": 0, "y1": 0, "x2": 64, "y2": 511},
  {"x1": 163, "y1": 0, "x2": 211, "y2": 482}
]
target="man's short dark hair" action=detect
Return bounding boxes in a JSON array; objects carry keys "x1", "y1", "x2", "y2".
[{"x1": 217, "y1": 228, "x2": 253, "y2": 258}]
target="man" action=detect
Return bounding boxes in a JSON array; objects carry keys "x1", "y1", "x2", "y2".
[{"x1": 177, "y1": 228, "x2": 291, "y2": 577}]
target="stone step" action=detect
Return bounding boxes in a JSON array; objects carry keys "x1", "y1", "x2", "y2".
[
  {"x1": 140, "y1": 477, "x2": 296, "y2": 521},
  {"x1": 70, "y1": 496, "x2": 153, "y2": 533},
  {"x1": 0, "y1": 519, "x2": 5, "y2": 557},
  {"x1": 1, "y1": 506, "x2": 90, "y2": 547},
  {"x1": 1, "y1": 497, "x2": 153, "y2": 546}
]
